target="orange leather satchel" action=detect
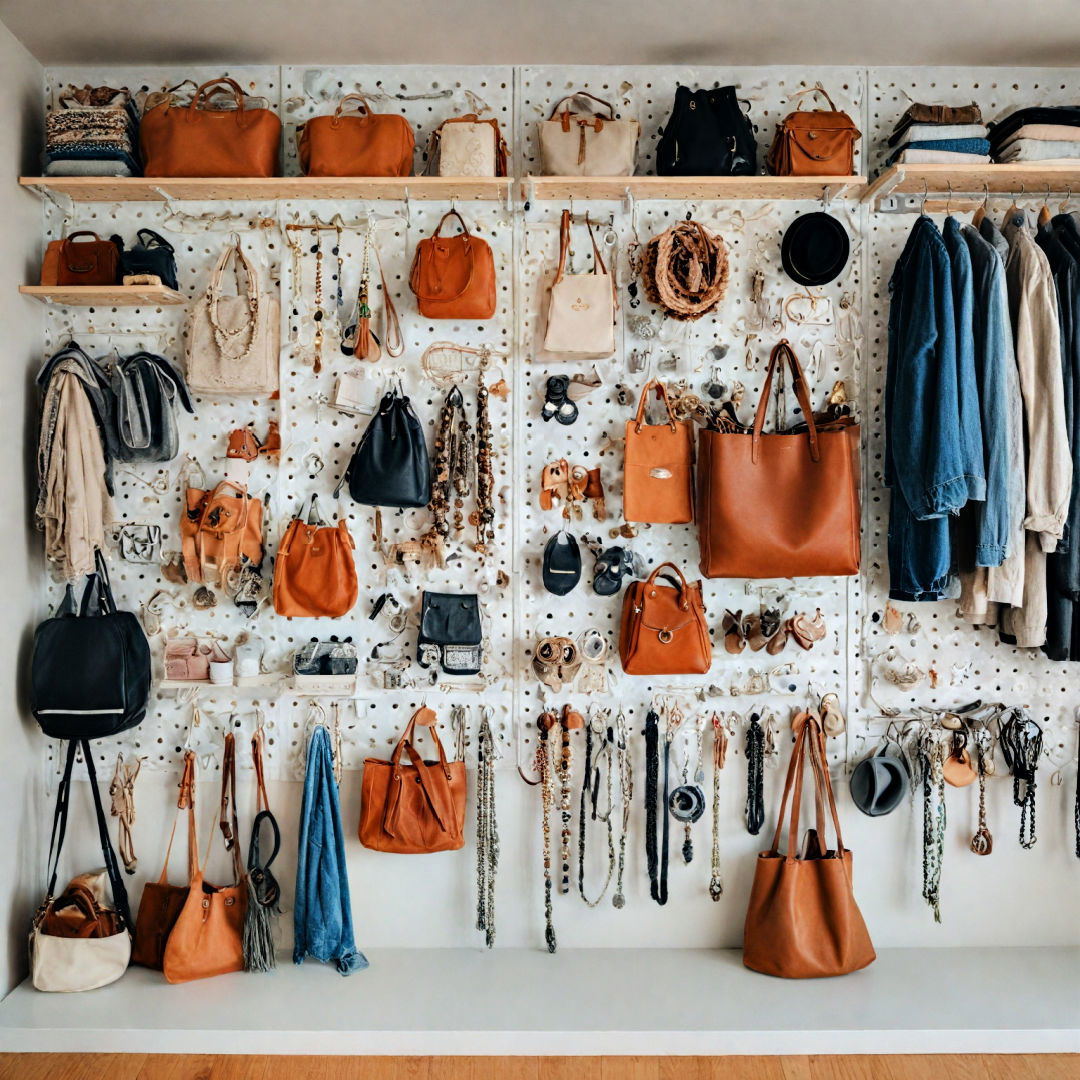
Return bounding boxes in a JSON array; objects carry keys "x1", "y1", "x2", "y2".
[
  {"x1": 623, "y1": 381, "x2": 694, "y2": 524},
  {"x1": 272, "y1": 495, "x2": 358, "y2": 618},
  {"x1": 359, "y1": 706, "x2": 466, "y2": 854},
  {"x1": 409, "y1": 210, "x2": 496, "y2": 320},
  {"x1": 40, "y1": 231, "x2": 120, "y2": 286},
  {"x1": 162, "y1": 735, "x2": 247, "y2": 984},
  {"x1": 619, "y1": 562, "x2": 711, "y2": 676},
  {"x1": 743, "y1": 713, "x2": 875, "y2": 978},
  {"x1": 181, "y1": 478, "x2": 264, "y2": 586},
  {"x1": 298, "y1": 93, "x2": 415, "y2": 177},
  {"x1": 766, "y1": 85, "x2": 860, "y2": 177},
  {"x1": 132, "y1": 752, "x2": 195, "y2": 970},
  {"x1": 696, "y1": 340, "x2": 860, "y2": 579},
  {"x1": 141, "y1": 77, "x2": 281, "y2": 178}
]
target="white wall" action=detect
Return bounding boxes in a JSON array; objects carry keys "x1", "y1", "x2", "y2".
[{"x1": 0, "y1": 15, "x2": 43, "y2": 996}]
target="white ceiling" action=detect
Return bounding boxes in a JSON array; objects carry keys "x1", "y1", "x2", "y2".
[{"x1": 4, "y1": 0, "x2": 1080, "y2": 67}]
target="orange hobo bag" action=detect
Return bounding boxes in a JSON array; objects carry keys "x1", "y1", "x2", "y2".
[
  {"x1": 298, "y1": 93, "x2": 414, "y2": 177},
  {"x1": 162, "y1": 736, "x2": 247, "y2": 984},
  {"x1": 619, "y1": 562, "x2": 711, "y2": 676},
  {"x1": 359, "y1": 707, "x2": 466, "y2": 854},
  {"x1": 696, "y1": 339, "x2": 860, "y2": 579},
  {"x1": 409, "y1": 210, "x2": 496, "y2": 320},
  {"x1": 141, "y1": 77, "x2": 281, "y2": 178},
  {"x1": 743, "y1": 714, "x2": 875, "y2": 978},
  {"x1": 766, "y1": 85, "x2": 860, "y2": 177},
  {"x1": 623, "y1": 380, "x2": 695, "y2": 524},
  {"x1": 272, "y1": 495, "x2": 358, "y2": 618}
]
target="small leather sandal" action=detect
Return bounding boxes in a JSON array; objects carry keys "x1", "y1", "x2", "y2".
[
  {"x1": 746, "y1": 607, "x2": 782, "y2": 652},
  {"x1": 766, "y1": 619, "x2": 789, "y2": 655},
  {"x1": 722, "y1": 609, "x2": 746, "y2": 654},
  {"x1": 789, "y1": 608, "x2": 827, "y2": 650}
]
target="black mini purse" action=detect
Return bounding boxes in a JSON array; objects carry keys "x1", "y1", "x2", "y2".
[
  {"x1": 119, "y1": 228, "x2": 179, "y2": 290},
  {"x1": 417, "y1": 592, "x2": 483, "y2": 675}
]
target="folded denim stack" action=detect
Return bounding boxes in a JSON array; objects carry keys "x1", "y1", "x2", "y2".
[
  {"x1": 885, "y1": 101, "x2": 989, "y2": 166},
  {"x1": 989, "y1": 106, "x2": 1080, "y2": 164},
  {"x1": 43, "y1": 85, "x2": 140, "y2": 177}
]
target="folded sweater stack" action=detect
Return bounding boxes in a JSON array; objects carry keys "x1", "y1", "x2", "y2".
[
  {"x1": 43, "y1": 85, "x2": 140, "y2": 177},
  {"x1": 989, "y1": 106, "x2": 1080, "y2": 164},
  {"x1": 886, "y1": 101, "x2": 989, "y2": 166}
]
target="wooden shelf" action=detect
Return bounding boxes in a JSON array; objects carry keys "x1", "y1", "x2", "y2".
[
  {"x1": 866, "y1": 163, "x2": 1080, "y2": 211},
  {"x1": 20, "y1": 284, "x2": 186, "y2": 306},
  {"x1": 522, "y1": 174, "x2": 866, "y2": 202},
  {"x1": 19, "y1": 176, "x2": 512, "y2": 203}
]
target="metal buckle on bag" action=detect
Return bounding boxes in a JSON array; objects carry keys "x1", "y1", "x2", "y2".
[{"x1": 658, "y1": 630, "x2": 674, "y2": 644}]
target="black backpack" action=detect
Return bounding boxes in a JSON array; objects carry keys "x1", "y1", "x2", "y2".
[
  {"x1": 339, "y1": 388, "x2": 431, "y2": 508},
  {"x1": 119, "y1": 228, "x2": 179, "y2": 290},
  {"x1": 655, "y1": 85, "x2": 757, "y2": 176},
  {"x1": 31, "y1": 552, "x2": 151, "y2": 740}
]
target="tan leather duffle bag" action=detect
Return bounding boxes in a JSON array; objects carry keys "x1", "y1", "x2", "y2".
[{"x1": 298, "y1": 93, "x2": 414, "y2": 177}]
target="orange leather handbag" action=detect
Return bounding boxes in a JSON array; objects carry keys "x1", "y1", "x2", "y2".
[
  {"x1": 141, "y1": 77, "x2": 281, "y2": 178},
  {"x1": 272, "y1": 495, "x2": 358, "y2": 618},
  {"x1": 696, "y1": 340, "x2": 860, "y2": 579},
  {"x1": 409, "y1": 210, "x2": 496, "y2": 320},
  {"x1": 359, "y1": 707, "x2": 466, "y2": 854},
  {"x1": 298, "y1": 93, "x2": 414, "y2": 177},
  {"x1": 766, "y1": 85, "x2": 860, "y2": 177},
  {"x1": 619, "y1": 562, "x2": 711, "y2": 676},
  {"x1": 40, "y1": 231, "x2": 120, "y2": 286},
  {"x1": 181, "y1": 478, "x2": 264, "y2": 587},
  {"x1": 162, "y1": 736, "x2": 246, "y2": 984},
  {"x1": 743, "y1": 713, "x2": 875, "y2": 978},
  {"x1": 132, "y1": 752, "x2": 195, "y2": 970},
  {"x1": 623, "y1": 381, "x2": 694, "y2": 524}
]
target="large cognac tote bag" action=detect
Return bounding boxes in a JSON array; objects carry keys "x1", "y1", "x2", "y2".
[
  {"x1": 141, "y1": 78, "x2": 281, "y2": 178},
  {"x1": 696, "y1": 339, "x2": 860, "y2": 578},
  {"x1": 743, "y1": 714, "x2": 875, "y2": 978}
]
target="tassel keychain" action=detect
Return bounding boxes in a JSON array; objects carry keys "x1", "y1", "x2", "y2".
[{"x1": 354, "y1": 229, "x2": 373, "y2": 360}]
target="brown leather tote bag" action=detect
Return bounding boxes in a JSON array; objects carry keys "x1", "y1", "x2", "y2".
[
  {"x1": 696, "y1": 340, "x2": 860, "y2": 579},
  {"x1": 743, "y1": 714, "x2": 875, "y2": 978},
  {"x1": 132, "y1": 752, "x2": 196, "y2": 970},
  {"x1": 409, "y1": 210, "x2": 496, "y2": 320},
  {"x1": 298, "y1": 93, "x2": 415, "y2": 177},
  {"x1": 359, "y1": 707, "x2": 466, "y2": 853},
  {"x1": 141, "y1": 77, "x2": 281, "y2": 178},
  {"x1": 162, "y1": 735, "x2": 246, "y2": 983},
  {"x1": 41, "y1": 231, "x2": 121, "y2": 287},
  {"x1": 272, "y1": 495, "x2": 358, "y2": 618},
  {"x1": 619, "y1": 562, "x2": 711, "y2": 676},
  {"x1": 766, "y1": 85, "x2": 860, "y2": 177},
  {"x1": 623, "y1": 381, "x2": 695, "y2": 524}
]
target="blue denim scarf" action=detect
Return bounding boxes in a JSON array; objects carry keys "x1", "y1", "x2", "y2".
[{"x1": 293, "y1": 725, "x2": 368, "y2": 975}]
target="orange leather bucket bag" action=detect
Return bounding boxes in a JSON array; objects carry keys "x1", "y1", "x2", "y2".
[
  {"x1": 141, "y1": 77, "x2": 281, "y2": 178},
  {"x1": 162, "y1": 735, "x2": 246, "y2": 984},
  {"x1": 409, "y1": 210, "x2": 496, "y2": 320},
  {"x1": 272, "y1": 495, "x2": 358, "y2": 618},
  {"x1": 743, "y1": 713, "x2": 876, "y2": 978},
  {"x1": 623, "y1": 380, "x2": 695, "y2": 524},
  {"x1": 696, "y1": 339, "x2": 860, "y2": 579},
  {"x1": 619, "y1": 562, "x2": 711, "y2": 676},
  {"x1": 298, "y1": 93, "x2": 415, "y2": 177},
  {"x1": 359, "y1": 707, "x2": 466, "y2": 854}
]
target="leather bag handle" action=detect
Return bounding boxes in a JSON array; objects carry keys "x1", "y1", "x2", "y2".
[
  {"x1": 188, "y1": 77, "x2": 246, "y2": 119},
  {"x1": 433, "y1": 209, "x2": 472, "y2": 240},
  {"x1": 63, "y1": 231, "x2": 104, "y2": 244},
  {"x1": 332, "y1": 93, "x2": 374, "y2": 123},
  {"x1": 791, "y1": 82, "x2": 838, "y2": 113},
  {"x1": 643, "y1": 561, "x2": 693, "y2": 608},
  {"x1": 553, "y1": 210, "x2": 608, "y2": 286},
  {"x1": 208, "y1": 241, "x2": 259, "y2": 319},
  {"x1": 135, "y1": 228, "x2": 174, "y2": 253},
  {"x1": 199, "y1": 732, "x2": 243, "y2": 883},
  {"x1": 156, "y1": 751, "x2": 197, "y2": 884},
  {"x1": 633, "y1": 379, "x2": 678, "y2": 433},
  {"x1": 751, "y1": 339, "x2": 820, "y2": 464},
  {"x1": 548, "y1": 91, "x2": 616, "y2": 122}
]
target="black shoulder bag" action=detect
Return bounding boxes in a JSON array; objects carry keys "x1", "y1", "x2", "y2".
[
  {"x1": 656, "y1": 85, "x2": 757, "y2": 177},
  {"x1": 119, "y1": 228, "x2": 179, "y2": 290}
]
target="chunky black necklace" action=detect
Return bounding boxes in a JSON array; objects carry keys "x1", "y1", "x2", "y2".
[
  {"x1": 645, "y1": 709, "x2": 670, "y2": 905},
  {"x1": 1001, "y1": 709, "x2": 1043, "y2": 850},
  {"x1": 745, "y1": 712, "x2": 765, "y2": 835}
]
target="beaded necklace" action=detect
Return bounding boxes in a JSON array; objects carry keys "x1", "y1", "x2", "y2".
[
  {"x1": 969, "y1": 725, "x2": 993, "y2": 856},
  {"x1": 556, "y1": 706, "x2": 583, "y2": 894},
  {"x1": 919, "y1": 731, "x2": 946, "y2": 923},
  {"x1": 612, "y1": 709, "x2": 633, "y2": 910},
  {"x1": 577, "y1": 710, "x2": 615, "y2": 908},
  {"x1": 474, "y1": 372, "x2": 496, "y2": 554},
  {"x1": 745, "y1": 712, "x2": 765, "y2": 835},
  {"x1": 430, "y1": 386, "x2": 474, "y2": 540},
  {"x1": 644, "y1": 708, "x2": 670, "y2": 906},
  {"x1": 709, "y1": 713, "x2": 728, "y2": 901},
  {"x1": 475, "y1": 707, "x2": 498, "y2": 948},
  {"x1": 311, "y1": 228, "x2": 325, "y2": 374},
  {"x1": 1001, "y1": 709, "x2": 1042, "y2": 850},
  {"x1": 536, "y1": 710, "x2": 557, "y2": 953}
]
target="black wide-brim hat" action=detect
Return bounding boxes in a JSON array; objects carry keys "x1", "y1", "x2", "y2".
[{"x1": 781, "y1": 212, "x2": 850, "y2": 287}]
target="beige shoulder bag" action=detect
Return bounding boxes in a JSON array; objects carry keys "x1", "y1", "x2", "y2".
[
  {"x1": 538, "y1": 92, "x2": 639, "y2": 177},
  {"x1": 186, "y1": 241, "x2": 280, "y2": 396},
  {"x1": 543, "y1": 210, "x2": 616, "y2": 359}
]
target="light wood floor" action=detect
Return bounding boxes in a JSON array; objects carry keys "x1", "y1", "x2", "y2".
[{"x1": 0, "y1": 1057, "x2": 1077, "y2": 1080}]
